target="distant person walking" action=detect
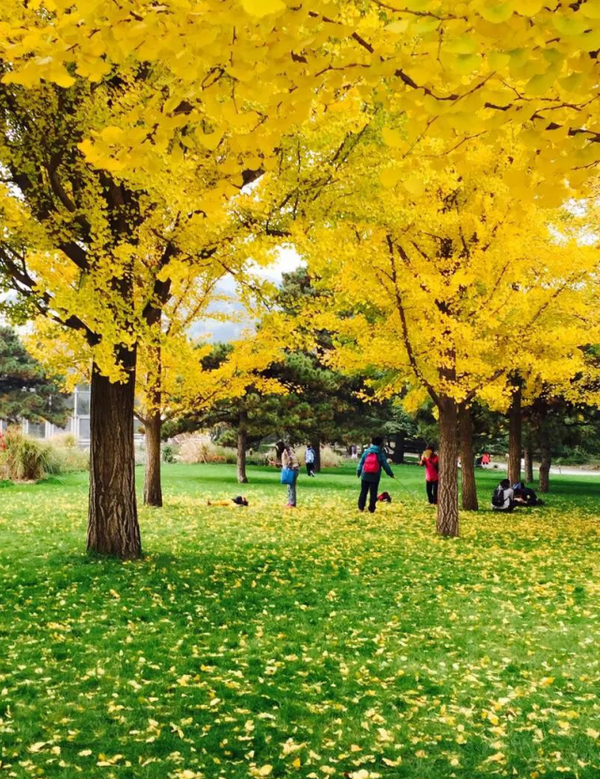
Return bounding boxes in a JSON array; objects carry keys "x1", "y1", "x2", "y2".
[
  {"x1": 419, "y1": 444, "x2": 439, "y2": 505},
  {"x1": 305, "y1": 444, "x2": 316, "y2": 477},
  {"x1": 356, "y1": 436, "x2": 395, "y2": 513},
  {"x1": 280, "y1": 441, "x2": 300, "y2": 508}
]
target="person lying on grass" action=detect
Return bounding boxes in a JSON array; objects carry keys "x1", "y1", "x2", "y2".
[{"x1": 207, "y1": 496, "x2": 249, "y2": 507}]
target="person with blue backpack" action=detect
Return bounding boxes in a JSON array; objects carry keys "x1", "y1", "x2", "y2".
[{"x1": 357, "y1": 436, "x2": 395, "y2": 513}]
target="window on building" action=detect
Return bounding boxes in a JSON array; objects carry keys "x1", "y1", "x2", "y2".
[
  {"x1": 76, "y1": 391, "x2": 90, "y2": 416},
  {"x1": 78, "y1": 417, "x2": 91, "y2": 440}
]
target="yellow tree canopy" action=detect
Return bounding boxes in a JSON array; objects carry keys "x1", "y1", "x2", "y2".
[
  {"x1": 25, "y1": 276, "x2": 284, "y2": 423},
  {"x1": 269, "y1": 132, "x2": 600, "y2": 409},
  {"x1": 3, "y1": 0, "x2": 600, "y2": 198},
  {"x1": 245, "y1": 114, "x2": 600, "y2": 535}
]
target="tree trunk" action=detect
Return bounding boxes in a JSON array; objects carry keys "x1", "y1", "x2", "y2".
[
  {"x1": 237, "y1": 412, "x2": 248, "y2": 484},
  {"x1": 538, "y1": 420, "x2": 551, "y2": 493},
  {"x1": 313, "y1": 436, "x2": 321, "y2": 473},
  {"x1": 437, "y1": 396, "x2": 459, "y2": 537},
  {"x1": 508, "y1": 384, "x2": 522, "y2": 485},
  {"x1": 392, "y1": 431, "x2": 405, "y2": 464},
  {"x1": 458, "y1": 403, "x2": 478, "y2": 511},
  {"x1": 143, "y1": 412, "x2": 163, "y2": 507},
  {"x1": 87, "y1": 350, "x2": 141, "y2": 560},
  {"x1": 524, "y1": 447, "x2": 534, "y2": 483}
]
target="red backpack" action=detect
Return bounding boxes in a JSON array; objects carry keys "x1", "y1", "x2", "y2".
[{"x1": 363, "y1": 452, "x2": 381, "y2": 474}]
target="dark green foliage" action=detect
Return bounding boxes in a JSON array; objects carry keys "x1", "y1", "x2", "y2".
[{"x1": 0, "y1": 326, "x2": 69, "y2": 425}]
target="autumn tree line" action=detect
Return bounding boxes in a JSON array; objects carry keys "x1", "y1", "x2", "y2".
[{"x1": 2, "y1": 1, "x2": 600, "y2": 556}]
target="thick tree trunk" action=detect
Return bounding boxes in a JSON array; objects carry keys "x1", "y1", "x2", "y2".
[
  {"x1": 87, "y1": 351, "x2": 141, "y2": 560},
  {"x1": 143, "y1": 412, "x2": 163, "y2": 507},
  {"x1": 392, "y1": 431, "x2": 405, "y2": 464},
  {"x1": 313, "y1": 436, "x2": 321, "y2": 473},
  {"x1": 458, "y1": 403, "x2": 478, "y2": 511},
  {"x1": 237, "y1": 412, "x2": 248, "y2": 484},
  {"x1": 524, "y1": 447, "x2": 534, "y2": 483},
  {"x1": 508, "y1": 384, "x2": 522, "y2": 485},
  {"x1": 437, "y1": 396, "x2": 459, "y2": 537},
  {"x1": 538, "y1": 421, "x2": 551, "y2": 493}
]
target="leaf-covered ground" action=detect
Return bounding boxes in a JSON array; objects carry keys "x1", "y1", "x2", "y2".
[{"x1": 1, "y1": 463, "x2": 600, "y2": 779}]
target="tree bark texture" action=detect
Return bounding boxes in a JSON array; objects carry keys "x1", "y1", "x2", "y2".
[
  {"x1": 143, "y1": 412, "x2": 163, "y2": 507},
  {"x1": 237, "y1": 411, "x2": 248, "y2": 484},
  {"x1": 313, "y1": 436, "x2": 321, "y2": 473},
  {"x1": 538, "y1": 420, "x2": 551, "y2": 493},
  {"x1": 458, "y1": 403, "x2": 478, "y2": 511},
  {"x1": 142, "y1": 316, "x2": 164, "y2": 507},
  {"x1": 508, "y1": 384, "x2": 522, "y2": 485},
  {"x1": 524, "y1": 447, "x2": 534, "y2": 483},
  {"x1": 437, "y1": 396, "x2": 459, "y2": 537},
  {"x1": 87, "y1": 351, "x2": 141, "y2": 560},
  {"x1": 392, "y1": 431, "x2": 405, "y2": 464}
]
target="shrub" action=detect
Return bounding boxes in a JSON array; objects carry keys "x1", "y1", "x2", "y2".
[
  {"x1": 47, "y1": 446, "x2": 89, "y2": 474},
  {"x1": 265, "y1": 444, "x2": 342, "y2": 468},
  {"x1": 48, "y1": 433, "x2": 78, "y2": 449},
  {"x1": 0, "y1": 427, "x2": 52, "y2": 481},
  {"x1": 162, "y1": 444, "x2": 178, "y2": 463},
  {"x1": 46, "y1": 433, "x2": 89, "y2": 474},
  {"x1": 177, "y1": 434, "x2": 229, "y2": 464},
  {"x1": 246, "y1": 451, "x2": 271, "y2": 466},
  {"x1": 0, "y1": 429, "x2": 89, "y2": 480}
]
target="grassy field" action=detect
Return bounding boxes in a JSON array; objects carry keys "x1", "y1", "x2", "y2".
[{"x1": 1, "y1": 462, "x2": 600, "y2": 779}]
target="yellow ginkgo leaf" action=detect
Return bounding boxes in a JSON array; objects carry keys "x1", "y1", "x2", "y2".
[
  {"x1": 46, "y1": 63, "x2": 76, "y2": 88},
  {"x1": 382, "y1": 127, "x2": 403, "y2": 147},
  {"x1": 516, "y1": 0, "x2": 543, "y2": 16},
  {"x1": 379, "y1": 168, "x2": 401, "y2": 189},
  {"x1": 403, "y1": 175, "x2": 426, "y2": 196},
  {"x1": 241, "y1": 0, "x2": 285, "y2": 17},
  {"x1": 479, "y1": 3, "x2": 514, "y2": 24}
]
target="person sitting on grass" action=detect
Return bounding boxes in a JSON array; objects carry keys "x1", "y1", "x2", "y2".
[
  {"x1": 357, "y1": 435, "x2": 395, "y2": 513},
  {"x1": 491, "y1": 479, "x2": 516, "y2": 512},
  {"x1": 513, "y1": 482, "x2": 544, "y2": 506},
  {"x1": 207, "y1": 496, "x2": 249, "y2": 507}
]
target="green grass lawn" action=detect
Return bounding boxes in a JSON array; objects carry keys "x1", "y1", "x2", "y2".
[{"x1": 1, "y1": 462, "x2": 600, "y2": 779}]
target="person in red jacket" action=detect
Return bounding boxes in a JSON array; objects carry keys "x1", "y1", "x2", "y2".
[{"x1": 419, "y1": 444, "x2": 439, "y2": 505}]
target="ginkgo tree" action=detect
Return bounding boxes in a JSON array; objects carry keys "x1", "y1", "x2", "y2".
[
  {"x1": 0, "y1": 68, "x2": 278, "y2": 558},
  {"x1": 253, "y1": 118, "x2": 600, "y2": 536},
  {"x1": 28, "y1": 310, "x2": 284, "y2": 507}
]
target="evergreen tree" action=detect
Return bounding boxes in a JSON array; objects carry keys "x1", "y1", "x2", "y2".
[{"x1": 0, "y1": 326, "x2": 68, "y2": 426}]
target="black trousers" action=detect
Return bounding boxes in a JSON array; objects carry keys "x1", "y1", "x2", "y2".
[
  {"x1": 359, "y1": 479, "x2": 380, "y2": 513},
  {"x1": 426, "y1": 480, "x2": 438, "y2": 504},
  {"x1": 306, "y1": 462, "x2": 315, "y2": 476}
]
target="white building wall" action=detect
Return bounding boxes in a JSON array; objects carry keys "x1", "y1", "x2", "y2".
[{"x1": 2, "y1": 384, "x2": 144, "y2": 447}]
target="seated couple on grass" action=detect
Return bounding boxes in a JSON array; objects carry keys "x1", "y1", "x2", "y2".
[{"x1": 491, "y1": 479, "x2": 544, "y2": 512}]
